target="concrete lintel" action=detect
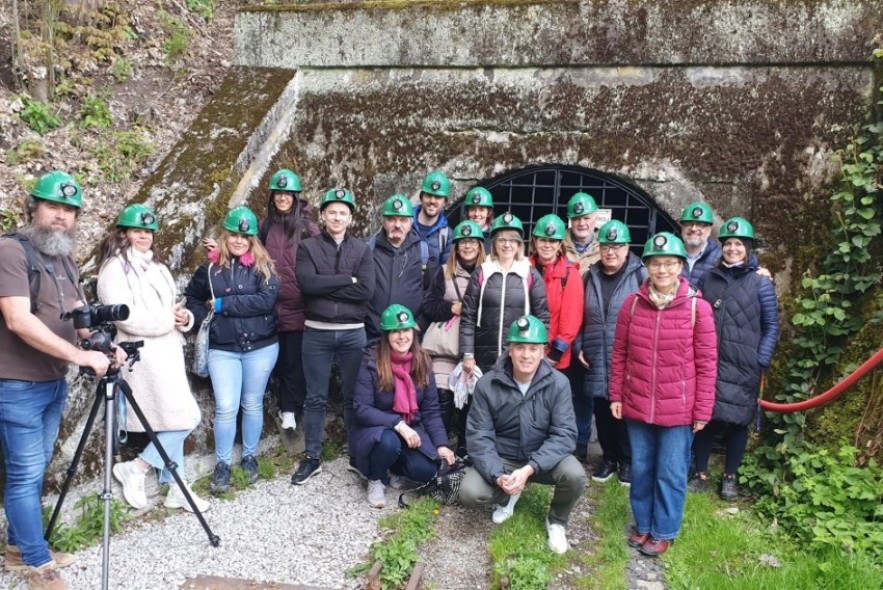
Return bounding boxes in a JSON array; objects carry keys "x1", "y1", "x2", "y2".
[{"x1": 234, "y1": 0, "x2": 883, "y2": 68}]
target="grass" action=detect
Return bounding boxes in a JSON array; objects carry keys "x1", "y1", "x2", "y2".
[
  {"x1": 487, "y1": 485, "x2": 567, "y2": 590},
  {"x1": 573, "y1": 480, "x2": 630, "y2": 590},
  {"x1": 664, "y1": 491, "x2": 883, "y2": 590}
]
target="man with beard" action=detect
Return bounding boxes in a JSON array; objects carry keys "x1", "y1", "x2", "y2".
[
  {"x1": 0, "y1": 171, "x2": 115, "y2": 590},
  {"x1": 563, "y1": 192, "x2": 601, "y2": 276},
  {"x1": 366, "y1": 194, "x2": 437, "y2": 342},
  {"x1": 413, "y1": 170, "x2": 453, "y2": 264},
  {"x1": 460, "y1": 315, "x2": 586, "y2": 555},
  {"x1": 678, "y1": 201, "x2": 720, "y2": 286}
]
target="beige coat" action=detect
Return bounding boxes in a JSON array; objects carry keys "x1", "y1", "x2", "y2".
[
  {"x1": 564, "y1": 232, "x2": 600, "y2": 277},
  {"x1": 97, "y1": 250, "x2": 201, "y2": 432}
]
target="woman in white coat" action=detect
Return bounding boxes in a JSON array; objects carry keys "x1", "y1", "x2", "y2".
[{"x1": 97, "y1": 204, "x2": 209, "y2": 513}]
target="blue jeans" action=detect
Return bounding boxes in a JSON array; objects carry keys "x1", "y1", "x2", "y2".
[
  {"x1": 0, "y1": 378, "x2": 67, "y2": 567},
  {"x1": 301, "y1": 327, "x2": 366, "y2": 459},
  {"x1": 367, "y1": 429, "x2": 438, "y2": 483},
  {"x1": 208, "y1": 344, "x2": 279, "y2": 465},
  {"x1": 140, "y1": 429, "x2": 192, "y2": 484},
  {"x1": 626, "y1": 419, "x2": 693, "y2": 540}
]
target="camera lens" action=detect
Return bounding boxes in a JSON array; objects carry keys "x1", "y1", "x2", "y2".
[{"x1": 95, "y1": 304, "x2": 129, "y2": 323}]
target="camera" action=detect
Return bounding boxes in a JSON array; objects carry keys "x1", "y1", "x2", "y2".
[{"x1": 62, "y1": 303, "x2": 129, "y2": 330}]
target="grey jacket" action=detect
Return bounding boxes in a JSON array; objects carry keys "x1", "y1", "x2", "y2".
[{"x1": 466, "y1": 357, "x2": 577, "y2": 484}]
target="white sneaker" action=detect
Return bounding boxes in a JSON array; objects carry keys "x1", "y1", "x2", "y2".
[
  {"x1": 112, "y1": 460, "x2": 148, "y2": 509},
  {"x1": 280, "y1": 411, "x2": 297, "y2": 430},
  {"x1": 546, "y1": 519, "x2": 569, "y2": 554},
  {"x1": 367, "y1": 480, "x2": 386, "y2": 508},
  {"x1": 164, "y1": 480, "x2": 211, "y2": 513},
  {"x1": 492, "y1": 492, "x2": 521, "y2": 524}
]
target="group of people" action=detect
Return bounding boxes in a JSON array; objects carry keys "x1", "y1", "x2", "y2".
[{"x1": 0, "y1": 168, "x2": 779, "y2": 589}]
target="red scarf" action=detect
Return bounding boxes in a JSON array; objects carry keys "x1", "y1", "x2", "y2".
[{"x1": 390, "y1": 351, "x2": 418, "y2": 424}]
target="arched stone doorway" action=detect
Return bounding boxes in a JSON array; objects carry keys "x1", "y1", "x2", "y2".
[{"x1": 447, "y1": 165, "x2": 678, "y2": 252}]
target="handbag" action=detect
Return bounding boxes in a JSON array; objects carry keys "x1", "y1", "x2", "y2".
[
  {"x1": 421, "y1": 315, "x2": 460, "y2": 358},
  {"x1": 398, "y1": 457, "x2": 468, "y2": 508},
  {"x1": 191, "y1": 263, "x2": 215, "y2": 378}
]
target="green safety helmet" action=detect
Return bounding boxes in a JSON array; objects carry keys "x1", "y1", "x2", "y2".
[
  {"x1": 598, "y1": 220, "x2": 631, "y2": 244},
  {"x1": 490, "y1": 211, "x2": 524, "y2": 237},
  {"x1": 320, "y1": 188, "x2": 356, "y2": 212},
  {"x1": 642, "y1": 232, "x2": 687, "y2": 260},
  {"x1": 420, "y1": 170, "x2": 451, "y2": 198},
  {"x1": 465, "y1": 186, "x2": 493, "y2": 208},
  {"x1": 269, "y1": 169, "x2": 302, "y2": 193},
  {"x1": 116, "y1": 203, "x2": 159, "y2": 231},
  {"x1": 223, "y1": 206, "x2": 259, "y2": 236},
  {"x1": 566, "y1": 192, "x2": 598, "y2": 219},
  {"x1": 507, "y1": 315, "x2": 548, "y2": 344},
  {"x1": 453, "y1": 220, "x2": 485, "y2": 241},
  {"x1": 381, "y1": 194, "x2": 415, "y2": 218},
  {"x1": 679, "y1": 201, "x2": 714, "y2": 225},
  {"x1": 531, "y1": 214, "x2": 567, "y2": 240},
  {"x1": 719, "y1": 216, "x2": 755, "y2": 241},
  {"x1": 30, "y1": 170, "x2": 83, "y2": 209},
  {"x1": 380, "y1": 304, "x2": 417, "y2": 331}
]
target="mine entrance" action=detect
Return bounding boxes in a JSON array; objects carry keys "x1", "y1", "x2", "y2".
[{"x1": 447, "y1": 165, "x2": 678, "y2": 253}]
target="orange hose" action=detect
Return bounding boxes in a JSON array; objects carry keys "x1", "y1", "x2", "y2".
[{"x1": 760, "y1": 346, "x2": 883, "y2": 413}]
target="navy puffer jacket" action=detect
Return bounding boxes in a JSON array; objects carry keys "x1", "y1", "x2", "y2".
[
  {"x1": 698, "y1": 255, "x2": 780, "y2": 425},
  {"x1": 683, "y1": 240, "x2": 721, "y2": 287},
  {"x1": 575, "y1": 253, "x2": 647, "y2": 398}
]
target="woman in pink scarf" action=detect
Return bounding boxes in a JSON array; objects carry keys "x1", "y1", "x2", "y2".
[{"x1": 351, "y1": 304, "x2": 455, "y2": 508}]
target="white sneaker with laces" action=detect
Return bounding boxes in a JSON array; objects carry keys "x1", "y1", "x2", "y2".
[
  {"x1": 492, "y1": 492, "x2": 521, "y2": 524},
  {"x1": 546, "y1": 518, "x2": 569, "y2": 554},
  {"x1": 112, "y1": 460, "x2": 148, "y2": 509},
  {"x1": 280, "y1": 411, "x2": 297, "y2": 430},
  {"x1": 164, "y1": 480, "x2": 211, "y2": 513},
  {"x1": 367, "y1": 480, "x2": 386, "y2": 508}
]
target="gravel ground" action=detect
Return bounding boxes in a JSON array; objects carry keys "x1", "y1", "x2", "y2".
[{"x1": 1, "y1": 458, "x2": 386, "y2": 590}]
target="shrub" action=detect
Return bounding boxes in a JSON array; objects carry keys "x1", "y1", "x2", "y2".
[
  {"x1": 79, "y1": 92, "x2": 114, "y2": 130},
  {"x1": 8, "y1": 137, "x2": 45, "y2": 165},
  {"x1": 187, "y1": 0, "x2": 215, "y2": 22},
  {"x1": 110, "y1": 58, "x2": 134, "y2": 82},
  {"x1": 91, "y1": 130, "x2": 154, "y2": 182},
  {"x1": 19, "y1": 96, "x2": 61, "y2": 135}
]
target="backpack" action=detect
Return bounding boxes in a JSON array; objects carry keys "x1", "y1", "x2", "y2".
[
  {"x1": 2, "y1": 232, "x2": 78, "y2": 314},
  {"x1": 398, "y1": 457, "x2": 468, "y2": 508}
]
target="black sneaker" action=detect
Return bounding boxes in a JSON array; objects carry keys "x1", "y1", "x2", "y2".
[
  {"x1": 291, "y1": 457, "x2": 322, "y2": 485},
  {"x1": 688, "y1": 472, "x2": 711, "y2": 493},
  {"x1": 618, "y1": 462, "x2": 632, "y2": 487},
  {"x1": 591, "y1": 460, "x2": 618, "y2": 482},
  {"x1": 347, "y1": 456, "x2": 366, "y2": 481},
  {"x1": 210, "y1": 462, "x2": 231, "y2": 494},
  {"x1": 720, "y1": 474, "x2": 738, "y2": 501},
  {"x1": 241, "y1": 455, "x2": 259, "y2": 484}
]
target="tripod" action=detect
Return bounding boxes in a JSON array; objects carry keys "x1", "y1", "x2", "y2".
[{"x1": 46, "y1": 344, "x2": 220, "y2": 590}]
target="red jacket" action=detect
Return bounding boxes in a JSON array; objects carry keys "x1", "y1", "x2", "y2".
[
  {"x1": 530, "y1": 254, "x2": 584, "y2": 369},
  {"x1": 608, "y1": 277, "x2": 717, "y2": 427}
]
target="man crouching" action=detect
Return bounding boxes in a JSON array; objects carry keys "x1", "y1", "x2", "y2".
[{"x1": 459, "y1": 315, "x2": 586, "y2": 554}]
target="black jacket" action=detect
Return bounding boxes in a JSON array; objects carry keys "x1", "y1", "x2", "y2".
[
  {"x1": 366, "y1": 229, "x2": 438, "y2": 340},
  {"x1": 184, "y1": 259, "x2": 278, "y2": 353},
  {"x1": 295, "y1": 230, "x2": 376, "y2": 325}
]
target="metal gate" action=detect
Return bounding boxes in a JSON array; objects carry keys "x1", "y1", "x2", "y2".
[{"x1": 447, "y1": 165, "x2": 678, "y2": 251}]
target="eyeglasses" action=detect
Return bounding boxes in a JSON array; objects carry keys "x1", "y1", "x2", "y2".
[
  {"x1": 646, "y1": 260, "x2": 681, "y2": 271},
  {"x1": 495, "y1": 238, "x2": 521, "y2": 246},
  {"x1": 600, "y1": 244, "x2": 626, "y2": 252},
  {"x1": 457, "y1": 238, "x2": 479, "y2": 246}
]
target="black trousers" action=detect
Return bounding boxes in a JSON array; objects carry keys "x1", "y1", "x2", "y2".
[
  {"x1": 692, "y1": 420, "x2": 749, "y2": 475},
  {"x1": 273, "y1": 330, "x2": 307, "y2": 413},
  {"x1": 593, "y1": 398, "x2": 631, "y2": 464}
]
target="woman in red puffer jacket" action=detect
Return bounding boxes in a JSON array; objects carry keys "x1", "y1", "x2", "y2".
[{"x1": 609, "y1": 232, "x2": 717, "y2": 559}]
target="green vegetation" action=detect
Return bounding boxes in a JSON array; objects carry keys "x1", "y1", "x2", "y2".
[
  {"x1": 90, "y1": 129, "x2": 154, "y2": 182},
  {"x1": 44, "y1": 494, "x2": 128, "y2": 553},
  {"x1": 487, "y1": 485, "x2": 566, "y2": 590},
  {"x1": 159, "y1": 11, "x2": 189, "y2": 59},
  {"x1": 664, "y1": 492, "x2": 883, "y2": 590},
  {"x1": 79, "y1": 92, "x2": 114, "y2": 130},
  {"x1": 574, "y1": 482, "x2": 630, "y2": 590},
  {"x1": 0, "y1": 209, "x2": 23, "y2": 233},
  {"x1": 19, "y1": 96, "x2": 61, "y2": 134},
  {"x1": 110, "y1": 58, "x2": 134, "y2": 82},
  {"x1": 350, "y1": 496, "x2": 439, "y2": 590},
  {"x1": 187, "y1": 0, "x2": 216, "y2": 22},
  {"x1": 8, "y1": 137, "x2": 45, "y2": 165}
]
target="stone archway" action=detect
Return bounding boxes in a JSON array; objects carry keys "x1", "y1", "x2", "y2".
[{"x1": 447, "y1": 165, "x2": 679, "y2": 252}]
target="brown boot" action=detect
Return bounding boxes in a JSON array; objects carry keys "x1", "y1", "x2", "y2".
[
  {"x1": 5, "y1": 545, "x2": 76, "y2": 572},
  {"x1": 24, "y1": 563, "x2": 70, "y2": 590}
]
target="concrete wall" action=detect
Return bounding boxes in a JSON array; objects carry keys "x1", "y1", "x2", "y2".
[{"x1": 233, "y1": 0, "x2": 882, "y2": 268}]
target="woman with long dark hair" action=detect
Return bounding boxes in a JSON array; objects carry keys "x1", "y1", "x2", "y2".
[
  {"x1": 351, "y1": 304, "x2": 454, "y2": 508},
  {"x1": 260, "y1": 169, "x2": 319, "y2": 431},
  {"x1": 98, "y1": 204, "x2": 210, "y2": 513}
]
